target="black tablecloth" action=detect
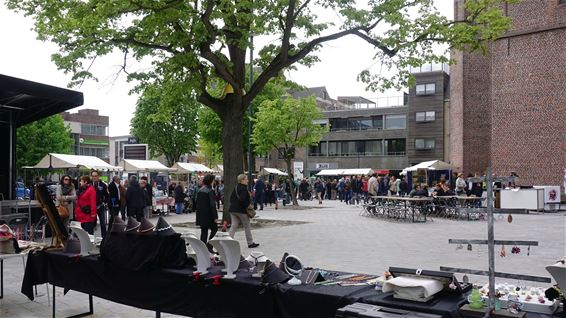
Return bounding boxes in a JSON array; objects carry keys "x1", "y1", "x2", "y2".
[
  {"x1": 360, "y1": 291, "x2": 467, "y2": 318},
  {"x1": 21, "y1": 250, "x2": 378, "y2": 318}
]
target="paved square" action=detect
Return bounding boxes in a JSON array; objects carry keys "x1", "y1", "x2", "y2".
[{"x1": 1, "y1": 200, "x2": 564, "y2": 317}]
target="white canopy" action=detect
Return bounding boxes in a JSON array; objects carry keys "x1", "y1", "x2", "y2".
[
  {"x1": 120, "y1": 159, "x2": 175, "y2": 172},
  {"x1": 316, "y1": 168, "x2": 373, "y2": 176},
  {"x1": 260, "y1": 168, "x2": 287, "y2": 176},
  {"x1": 171, "y1": 162, "x2": 215, "y2": 173},
  {"x1": 401, "y1": 160, "x2": 454, "y2": 174},
  {"x1": 32, "y1": 153, "x2": 120, "y2": 171}
]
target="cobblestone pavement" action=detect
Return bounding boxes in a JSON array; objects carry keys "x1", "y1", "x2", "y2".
[{"x1": 1, "y1": 200, "x2": 564, "y2": 317}]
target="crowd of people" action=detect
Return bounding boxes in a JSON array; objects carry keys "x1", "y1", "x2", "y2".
[
  {"x1": 46, "y1": 170, "x2": 485, "y2": 252},
  {"x1": 53, "y1": 171, "x2": 155, "y2": 236}
]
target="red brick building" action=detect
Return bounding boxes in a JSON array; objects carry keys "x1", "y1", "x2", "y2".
[{"x1": 450, "y1": 0, "x2": 566, "y2": 196}]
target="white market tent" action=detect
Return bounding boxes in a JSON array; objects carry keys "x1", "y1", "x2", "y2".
[
  {"x1": 316, "y1": 168, "x2": 373, "y2": 176},
  {"x1": 171, "y1": 162, "x2": 215, "y2": 173},
  {"x1": 120, "y1": 159, "x2": 175, "y2": 172},
  {"x1": 259, "y1": 167, "x2": 287, "y2": 176},
  {"x1": 32, "y1": 153, "x2": 120, "y2": 171},
  {"x1": 401, "y1": 160, "x2": 454, "y2": 174}
]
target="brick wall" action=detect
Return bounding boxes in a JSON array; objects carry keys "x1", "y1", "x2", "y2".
[{"x1": 451, "y1": 0, "x2": 566, "y2": 197}]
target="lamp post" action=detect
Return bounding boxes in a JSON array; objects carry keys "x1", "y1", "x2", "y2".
[{"x1": 247, "y1": 34, "x2": 254, "y2": 191}]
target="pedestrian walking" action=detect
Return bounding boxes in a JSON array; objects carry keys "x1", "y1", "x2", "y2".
[
  {"x1": 229, "y1": 174, "x2": 259, "y2": 248},
  {"x1": 91, "y1": 170, "x2": 109, "y2": 238},
  {"x1": 107, "y1": 175, "x2": 124, "y2": 231},
  {"x1": 174, "y1": 183, "x2": 186, "y2": 214},
  {"x1": 196, "y1": 174, "x2": 219, "y2": 253},
  {"x1": 140, "y1": 176, "x2": 153, "y2": 219},
  {"x1": 125, "y1": 175, "x2": 145, "y2": 221}
]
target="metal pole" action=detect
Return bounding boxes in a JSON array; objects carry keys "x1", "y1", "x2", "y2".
[
  {"x1": 247, "y1": 34, "x2": 254, "y2": 191},
  {"x1": 485, "y1": 167, "x2": 495, "y2": 317}
]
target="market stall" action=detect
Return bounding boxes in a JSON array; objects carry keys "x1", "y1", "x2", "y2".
[
  {"x1": 32, "y1": 153, "x2": 120, "y2": 171},
  {"x1": 171, "y1": 162, "x2": 215, "y2": 174},
  {"x1": 259, "y1": 168, "x2": 287, "y2": 176},
  {"x1": 316, "y1": 168, "x2": 373, "y2": 177},
  {"x1": 119, "y1": 159, "x2": 175, "y2": 173},
  {"x1": 401, "y1": 160, "x2": 454, "y2": 190}
]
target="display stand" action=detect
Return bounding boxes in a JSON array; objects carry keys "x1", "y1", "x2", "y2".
[{"x1": 445, "y1": 170, "x2": 520, "y2": 317}]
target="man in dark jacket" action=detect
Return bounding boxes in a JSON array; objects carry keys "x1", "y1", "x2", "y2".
[
  {"x1": 91, "y1": 170, "x2": 109, "y2": 238},
  {"x1": 196, "y1": 174, "x2": 219, "y2": 252},
  {"x1": 107, "y1": 175, "x2": 123, "y2": 230},
  {"x1": 174, "y1": 183, "x2": 186, "y2": 214},
  {"x1": 126, "y1": 176, "x2": 145, "y2": 221},
  {"x1": 253, "y1": 177, "x2": 265, "y2": 210},
  {"x1": 140, "y1": 176, "x2": 153, "y2": 219}
]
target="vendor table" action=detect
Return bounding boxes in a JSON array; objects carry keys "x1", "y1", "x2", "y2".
[
  {"x1": 21, "y1": 250, "x2": 471, "y2": 318},
  {"x1": 365, "y1": 196, "x2": 432, "y2": 223},
  {"x1": 432, "y1": 196, "x2": 485, "y2": 220}
]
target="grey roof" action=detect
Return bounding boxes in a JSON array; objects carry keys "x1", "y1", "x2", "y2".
[
  {"x1": 289, "y1": 86, "x2": 330, "y2": 100},
  {"x1": 337, "y1": 96, "x2": 376, "y2": 105}
]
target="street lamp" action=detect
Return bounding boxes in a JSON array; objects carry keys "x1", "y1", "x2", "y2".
[{"x1": 247, "y1": 34, "x2": 254, "y2": 190}]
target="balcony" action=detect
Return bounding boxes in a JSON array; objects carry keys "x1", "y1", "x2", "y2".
[
  {"x1": 309, "y1": 152, "x2": 406, "y2": 157},
  {"x1": 409, "y1": 63, "x2": 449, "y2": 74}
]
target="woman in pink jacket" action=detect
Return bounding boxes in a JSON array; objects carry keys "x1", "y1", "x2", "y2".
[{"x1": 74, "y1": 176, "x2": 97, "y2": 234}]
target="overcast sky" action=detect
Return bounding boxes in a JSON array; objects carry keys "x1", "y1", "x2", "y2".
[{"x1": 0, "y1": 1, "x2": 453, "y2": 136}]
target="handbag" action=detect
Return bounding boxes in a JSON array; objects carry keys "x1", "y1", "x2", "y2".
[
  {"x1": 235, "y1": 187, "x2": 256, "y2": 218},
  {"x1": 57, "y1": 204, "x2": 70, "y2": 220}
]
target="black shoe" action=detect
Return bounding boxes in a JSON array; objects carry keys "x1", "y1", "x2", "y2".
[{"x1": 248, "y1": 243, "x2": 260, "y2": 248}]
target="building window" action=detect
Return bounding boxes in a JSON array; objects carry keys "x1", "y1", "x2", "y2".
[
  {"x1": 416, "y1": 111, "x2": 436, "y2": 122},
  {"x1": 79, "y1": 147, "x2": 109, "y2": 158},
  {"x1": 321, "y1": 140, "x2": 386, "y2": 156},
  {"x1": 416, "y1": 83, "x2": 436, "y2": 95},
  {"x1": 384, "y1": 114, "x2": 406, "y2": 130},
  {"x1": 385, "y1": 139, "x2": 406, "y2": 155},
  {"x1": 330, "y1": 117, "x2": 383, "y2": 131},
  {"x1": 81, "y1": 123, "x2": 107, "y2": 136},
  {"x1": 372, "y1": 116, "x2": 383, "y2": 129},
  {"x1": 415, "y1": 138, "x2": 435, "y2": 150}
]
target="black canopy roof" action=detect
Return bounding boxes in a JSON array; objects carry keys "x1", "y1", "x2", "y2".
[{"x1": 0, "y1": 74, "x2": 84, "y2": 126}]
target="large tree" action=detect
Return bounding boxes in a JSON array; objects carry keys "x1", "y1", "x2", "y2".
[
  {"x1": 16, "y1": 114, "x2": 73, "y2": 171},
  {"x1": 131, "y1": 81, "x2": 199, "y2": 166},
  {"x1": 253, "y1": 96, "x2": 328, "y2": 205},
  {"x1": 198, "y1": 75, "x2": 299, "y2": 170},
  {"x1": 8, "y1": 0, "x2": 516, "y2": 211}
]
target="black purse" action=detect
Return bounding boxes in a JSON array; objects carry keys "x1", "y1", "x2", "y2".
[{"x1": 80, "y1": 205, "x2": 91, "y2": 214}]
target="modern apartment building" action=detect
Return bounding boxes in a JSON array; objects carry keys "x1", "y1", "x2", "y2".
[
  {"x1": 61, "y1": 109, "x2": 110, "y2": 162},
  {"x1": 256, "y1": 65, "x2": 450, "y2": 176},
  {"x1": 450, "y1": 0, "x2": 566, "y2": 195}
]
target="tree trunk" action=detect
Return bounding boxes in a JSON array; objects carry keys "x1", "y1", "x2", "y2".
[
  {"x1": 219, "y1": 96, "x2": 246, "y2": 222},
  {"x1": 285, "y1": 159, "x2": 298, "y2": 206}
]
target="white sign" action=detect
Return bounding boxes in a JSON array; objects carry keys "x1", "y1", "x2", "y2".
[
  {"x1": 293, "y1": 161, "x2": 304, "y2": 180},
  {"x1": 316, "y1": 163, "x2": 330, "y2": 169}
]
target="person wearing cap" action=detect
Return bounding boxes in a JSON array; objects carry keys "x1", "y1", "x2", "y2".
[
  {"x1": 75, "y1": 176, "x2": 97, "y2": 235},
  {"x1": 229, "y1": 174, "x2": 259, "y2": 248},
  {"x1": 196, "y1": 174, "x2": 218, "y2": 253}
]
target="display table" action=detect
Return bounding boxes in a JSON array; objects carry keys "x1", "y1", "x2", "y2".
[
  {"x1": 22, "y1": 250, "x2": 377, "y2": 318},
  {"x1": 23, "y1": 251, "x2": 506, "y2": 318}
]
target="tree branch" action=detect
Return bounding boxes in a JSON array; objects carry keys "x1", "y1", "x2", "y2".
[
  {"x1": 198, "y1": 0, "x2": 238, "y2": 90},
  {"x1": 109, "y1": 38, "x2": 180, "y2": 54},
  {"x1": 352, "y1": 31, "x2": 397, "y2": 57},
  {"x1": 281, "y1": 0, "x2": 297, "y2": 54}
]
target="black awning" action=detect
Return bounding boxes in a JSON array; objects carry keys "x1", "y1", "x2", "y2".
[{"x1": 0, "y1": 74, "x2": 84, "y2": 126}]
